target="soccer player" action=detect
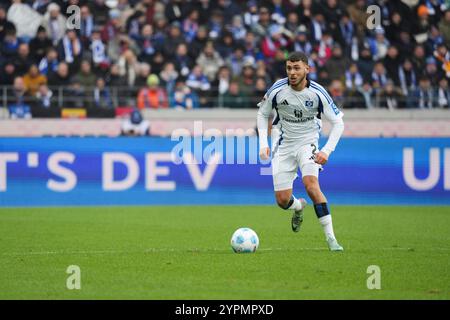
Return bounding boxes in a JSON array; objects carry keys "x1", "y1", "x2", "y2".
[{"x1": 257, "y1": 52, "x2": 344, "y2": 251}]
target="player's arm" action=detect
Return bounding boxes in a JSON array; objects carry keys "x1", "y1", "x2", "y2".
[
  {"x1": 315, "y1": 93, "x2": 345, "y2": 165},
  {"x1": 256, "y1": 93, "x2": 272, "y2": 160}
]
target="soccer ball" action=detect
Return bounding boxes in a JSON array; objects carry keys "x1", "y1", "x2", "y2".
[{"x1": 230, "y1": 228, "x2": 259, "y2": 253}]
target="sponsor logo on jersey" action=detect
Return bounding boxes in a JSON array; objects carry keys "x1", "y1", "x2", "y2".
[{"x1": 330, "y1": 102, "x2": 340, "y2": 115}]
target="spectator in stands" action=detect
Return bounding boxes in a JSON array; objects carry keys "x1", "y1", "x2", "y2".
[
  {"x1": 434, "y1": 43, "x2": 450, "y2": 78},
  {"x1": 65, "y1": 78, "x2": 86, "y2": 109},
  {"x1": 230, "y1": 14, "x2": 246, "y2": 41},
  {"x1": 424, "y1": 57, "x2": 443, "y2": 86},
  {"x1": 222, "y1": 80, "x2": 251, "y2": 109},
  {"x1": 137, "y1": 74, "x2": 168, "y2": 109},
  {"x1": 189, "y1": 25, "x2": 209, "y2": 62},
  {"x1": 337, "y1": 13, "x2": 354, "y2": 55},
  {"x1": 251, "y1": 7, "x2": 272, "y2": 39},
  {"x1": 163, "y1": 21, "x2": 185, "y2": 60},
  {"x1": 368, "y1": 27, "x2": 390, "y2": 61},
  {"x1": 226, "y1": 46, "x2": 246, "y2": 78},
  {"x1": 216, "y1": 31, "x2": 235, "y2": 60},
  {"x1": 437, "y1": 78, "x2": 450, "y2": 108},
  {"x1": 105, "y1": 64, "x2": 128, "y2": 107},
  {"x1": 79, "y1": 5, "x2": 94, "y2": 46},
  {"x1": 31, "y1": 83, "x2": 59, "y2": 118},
  {"x1": 29, "y1": 26, "x2": 53, "y2": 64},
  {"x1": 0, "y1": 62, "x2": 17, "y2": 86},
  {"x1": 0, "y1": 28, "x2": 19, "y2": 64},
  {"x1": 196, "y1": 40, "x2": 224, "y2": 82},
  {"x1": 309, "y1": 11, "x2": 331, "y2": 45},
  {"x1": 57, "y1": 29, "x2": 82, "y2": 74},
  {"x1": 38, "y1": 47, "x2": 58, "y2": 76},
  {"x1": 324, "y1": 44, "x2": 349, "y2": 84},
  {"x1": 136, "y1": 24, "x2": 157, "y2": 64},
  {"x1": 346, "y1": 0, "x2": 369, "y2": 39},
  {"x1": 173, "y1": 42, "x2": 194, "y2": 78},
  {"x1": 212, "y1": 65, "x2": 231, "y2": 108},
  {"x1": 328, "y1": 79, "x2": 345, "y2": 108},
  {"x1": 376, "y1": 80, "x2": 405, "y2": 110},
  {"x1": 170, "y1": 79, "x2": 198, "y2": 110},
  {"x1": 439, "y1": 10, "x2": 450, "y2": 47},
  {"x1": 357, "y1": 47, "x2": 375, "y2": 83},
  {"x1": 186, "y1": 65, "x2": 211, "y2": 107},
  {"x1": 182, "y1": 8, "x2": 199, "y2": 43},
  {"x1": 117, "y1": 49, "x2": 140, "y2": 89},
  {"x1": 76, "y1": 60, "x2": 97, "y2": 94},
  {"x1": 253, "y1": 76, "x2": 268, "y2": 108},
  {"x1": 345, "y1": 63, "x2": 363, "y2": 92},
  {"x1": 358, "y1": 82, "x2": 375, "y2": 109},
  {"x1": 90, "y1": 28, "x2": 110, "y2": 73},
  {"x1": 121, "y1": 109, "x2": 150, "y2": 136},
  {"x1": 12, "y1": 43, "x2": 31, "y2": 76},
  {"x1": 316, "y1": 31, "x2": 333, "y2": 67},
  {"x1": 261, "y1": 24, "x2": 288, "y2": 61},
  {"x1": 411, "y1": 77, "x2": 436, "y2": 109},
  {"x1": 48, "y1": 62, "x2": 71, "y2": 87},
  {"x1": 7, "y1": 77, "x2": 32, "y2": 119},
  {"x1": 91, "y1": 0, "x2": 111, "y2": 26},
  {"x1": 239, "y1": 61, "x2": 256, "y2": 99},
  {"x1": 372, "y1": 62, "x2": 389, "y2": 89},
  {"x1": 41, "y1": 2, "x2": 66, "y2": 46},
  {"x1": 90, "y1": 77, "x2": 114, "y2": 117},
  {"x1": 0, "y1": 6, "x2": 16, "y2": 43},
  {"x1": 293, "y1": 25, "x2": 313, "y2": 57},
  {"x1": 383, "y1": 46, "x2": 401, "y2": 85},
  {"x1": 23, "y1": 64, "x2": 47, "y2": 96},
  {"x1": 398, "y1": 58, "x2": 417, "y2": 96},
  {"x1": 132, "y1": 62, "x2": 149, "y2": 89},
  {"x1": 159, "y1": 62, "x2": 179, "y2": 97}
]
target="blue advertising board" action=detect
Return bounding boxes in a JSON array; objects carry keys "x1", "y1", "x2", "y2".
[{"x1": 0, "y1": 137, "x2": 449, "y2": 206}]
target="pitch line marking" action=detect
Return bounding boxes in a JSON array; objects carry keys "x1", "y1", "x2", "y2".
[{"x1": 1, "y1": 247, "x2": 450, "y2": 257}]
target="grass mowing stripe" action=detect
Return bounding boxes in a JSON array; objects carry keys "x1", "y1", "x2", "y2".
[{"x1": 0, "y1": 205, "x2": 449, "y2": 299}]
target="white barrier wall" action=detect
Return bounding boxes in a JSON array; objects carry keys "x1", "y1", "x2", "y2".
[{"x1": 0, "y1": 109, "x2": 449, "y2": 137}]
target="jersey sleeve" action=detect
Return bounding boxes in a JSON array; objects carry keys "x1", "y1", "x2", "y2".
[
  {"x1": 315, "y1": 89, "x2": 345, "y2": 156},
  {"x1": 256, "y1": 87, "x2": 281, "y2": 149},
  {"x1": 316, "y1": 90, "x2": 344, "y2": 123}
]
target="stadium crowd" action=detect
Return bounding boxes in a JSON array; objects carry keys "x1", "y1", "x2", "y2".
[{"x1": 0, "y1": 0, "x2": 450, "y2": 118}]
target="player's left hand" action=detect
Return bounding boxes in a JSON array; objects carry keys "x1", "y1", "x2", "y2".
[{"x1": 314, "y1": 151, "x2": 328, "y2": 165}]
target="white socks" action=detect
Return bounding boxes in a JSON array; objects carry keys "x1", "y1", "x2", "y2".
[
  {"x1": 287, "y1": 196, "x2": 304, "y2": 211},
  {"x1": 319, "y1": 215, "x2": 336, "y2": 240}
]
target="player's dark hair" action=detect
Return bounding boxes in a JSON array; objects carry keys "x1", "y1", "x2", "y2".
[{"x1": 287, "y1": 52, "x2": 309, "y2": 64}]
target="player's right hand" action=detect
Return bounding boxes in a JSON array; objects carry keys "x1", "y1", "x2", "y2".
[{"x1": 259, "y1": 147, "x2": 270, "y2": 160}]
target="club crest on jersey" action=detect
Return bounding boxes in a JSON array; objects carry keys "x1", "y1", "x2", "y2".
[{"x1": 305, "y1": 100, "x2": 313, "y2": 108}]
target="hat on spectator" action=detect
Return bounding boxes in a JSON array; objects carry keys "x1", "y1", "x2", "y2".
[
  {"x1": 296, "y1": 25, "x2": 308, "y2": 35},
  {"x1": 47, "y1": 3, "x2": 60, "y2": 12},
  {"x1": 374, "y1": 26, "x2": 385, "y2": 35},
  {"x1": 418, "y1": 5, "x2": 429, "y2": 17},
  {"x1": 147, "y1": 74, "x2": 160, "y2": 86},
  {"x1": 426, "y1": 57, "x2": 436, "y2": 65},
  {"x1": 130, "y1": 109, "x2": 143, "y2": 125},
  {"x1": 171, "y1": 21, "x2": 181, "y2": 29},
  {"x1": 109, "y1": 9, "x2": 121, "y2": 19}
]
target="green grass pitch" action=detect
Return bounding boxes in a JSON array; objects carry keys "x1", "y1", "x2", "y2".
[{"x1": 0, "y1": 205, "x2": 449, "y2": 299}]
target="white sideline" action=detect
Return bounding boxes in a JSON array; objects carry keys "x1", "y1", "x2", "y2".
[{"x1": 1, "y1": 247, "x2": 449, "y2": 257}]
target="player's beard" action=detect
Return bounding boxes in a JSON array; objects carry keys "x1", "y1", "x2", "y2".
[{"x1": 291, "y1": 74, "x2": 306, "y2": 89}]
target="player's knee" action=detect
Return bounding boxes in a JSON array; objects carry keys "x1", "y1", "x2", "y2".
[{"x1": 275, "y1": 193, "x2": 291, "y2": 209}]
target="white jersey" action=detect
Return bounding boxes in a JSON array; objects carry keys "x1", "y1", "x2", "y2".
[{"x1": 257, "y1": 78, "x2": 344, "y2": 155}]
